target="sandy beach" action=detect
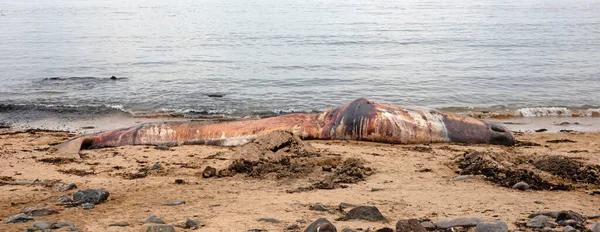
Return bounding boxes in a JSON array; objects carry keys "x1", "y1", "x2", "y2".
[{"x1": 1, "y1": 124, "x2": 599, "y2": 232}]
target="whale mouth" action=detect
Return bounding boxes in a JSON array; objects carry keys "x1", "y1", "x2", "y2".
[{"x1": 487, "y1": 122, "x2": 516, "y2": 146}]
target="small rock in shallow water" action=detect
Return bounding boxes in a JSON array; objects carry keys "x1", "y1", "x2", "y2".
[
  {"x1": 81, "y1": 203, "x2": 95, "y2": 210},
  {"x1": 512, "y1": 181, "x2": 530, "y2": 190},
  {"x1": 185, "y1": 219, "x2": 201, "y2": 229},
  {"x1": 258, "y1": 218, "x2": 280, "y2": 223},
  {"x1": 343, "y1": 206, "x2": 387, "y2": 222},
  {"x1": 527, "y1": 215, "x2": 556, "y2": 228},
  {"x1": 108, "y1": 222, "x2": 130, "y2": 227},
  {"x1": 141, "y1": 216, "x2": 165, "y2": 224},
  {"x1": 475, "y1": 220, "x2": 508, "y2": 232},
  {"x1": 20, "y1": 206, "x2": 59, "y2": 216},
  {"x1": 162, "y1": 200, "x2": 185, "y2": 206},
  {"x1": 202, "y1": 166, "x2": 217, "y2": 178},
  {"x1": 396, "y1": 219, "x2": 426, "y2": 232},
  {"x1": 54, "y1": 183, "x2": 77, "y2": 192},
  {"x1": 73, "y1": 189, "x2": 109, "y2": 205},
  {"x1": 563, "y1": 225, "x2": 577, "y2": 232},
  {"x1": 304, "y1": 218, "x2": 336, "y2": 232},
  {"x1": 146, "y1": 224, "x2": 176, "y2": 232},
  {"x1": 452, "y1": 175, "x2": 471, "y2": 181},
  {"x1": 435, "y1": 217, "x2": 482, "y2": 229}
]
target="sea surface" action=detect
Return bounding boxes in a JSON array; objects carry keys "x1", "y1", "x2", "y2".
[{"x1": 1, "y1": 0, "x2": 600, "y2": 120}]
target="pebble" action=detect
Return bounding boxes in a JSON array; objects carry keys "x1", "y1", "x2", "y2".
[
  {"x1": 512, "y1": 181, "x2": 530, "y2": 190},
  {"x1": 108, "y1": 222, "x2": 130, "y2": 227},
  {"x1": 475, "y1": 220, "x2": 508, "y2": 232},
  {"x1": 375, "y1": 228, "x2": 393, "y2": 232},
  {"x1": 534, "y1": 200, "x2": 544, "y2": 204},
  {"x1": 53, "y1": 183, "x2": 77, "y2": 192},
  {"x1": 145, "y1": 224, "x2": 176, "y2": 232},
  {"x1": 20, "y1": 206, "x2": 59, "y2": 216},
  {"x1": 202, "y1": 166, "x2": 217, "y2": 178},
  {"x1": 184, "y1": 219, "x2": 201, "y2": 229},
  {"x1": 73, "y1": 189, "x2": 109, "y2": 205},
  {"x1": 527, "y1": 215, "x2": 556, "y2": 228},
  {"x1": 285, "y1": 224, "x2": 300, "y2": 230},
  {"x1": 593, "y1": 222, "x2": 600, "y2": 232},
  {"x1": 435, "y1": 217, "x2": 483, "y2": 229},
  {"x1": 175, "y1": 179, "x2": 185, "y2": 184},
  {"x1": 420, "y1": 221, "x2": 435, "y2": 230},
  {"x1": 162, "y1": 200, "x2": 186, "y2": 206},
  {"x1": 322, "y1": 165, "x2": 333, "y2": 172},
  {"x1": 141, "y1": 216, "x2": 166, "y2": 224},
  {"x1": 310, "y1": 204, "x2": 329, "y2": 212},
  {"x1": 80, "y1": 203, "x2": 95, "y2": 210},
  {"x1": 396, "y1": 219, "x2": 426, "y2": 232},
  {"x1": 343, "y1": 206, "x2": 387, "y2": 222},
  {"x1": 151, "y1": 162, "x2": 162, "y2": 170},
  {"x1": 452, "y1": 175, "x2": 471, "y2": 181},
  {"x1": 57, "y1": 195, "x2": 72, "y2": 203},
  {"x1": 304, "y1": 218, "x2": 336, "y2": 232},
  {"x1": 33, "y1": 220, "x2": 56, "y2": 229},
  {"x1": 258, "y1": 218, "x2": 280, "y2": 223},
  {"x1": 564, "y1": 225, "x2": 577, "y2": 232}
]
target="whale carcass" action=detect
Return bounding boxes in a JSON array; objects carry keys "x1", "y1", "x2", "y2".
[{"x1": 54, "y1": 98, "x2": 515, "y2": 156}]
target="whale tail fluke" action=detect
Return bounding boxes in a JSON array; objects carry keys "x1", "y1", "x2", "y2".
[{"x1": 50, "y1": 137, "x2": 86, "y2": 159}]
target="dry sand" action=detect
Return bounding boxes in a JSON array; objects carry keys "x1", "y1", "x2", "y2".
[{"x1": 1, "y1": 128, "x2": 600, "y2": 231}]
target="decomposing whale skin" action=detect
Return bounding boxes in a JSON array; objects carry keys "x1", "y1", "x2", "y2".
[{"x1": 53, "y1": 98, "x2": 515, "y2": 156}]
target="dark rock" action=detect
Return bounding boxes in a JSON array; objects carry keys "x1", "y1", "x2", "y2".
[
  {"x1": 322, "y1": 165, "x2": 333, "y2": 172},
  {"x1": 146, "y1": 224, "x2": 176, "y2": 232},
  {"x1": 248, "y1": 229, "x2": 268, "y2": 232},
  {"x1": 81, "y1": 203, "x2": 95, "y2": 210},
  {"x1": 435, "y1": 217, "x2": 483, "y2": 229},
  {"x1": 371, "y1": 188, "x2": 384, "y2": 192},
  {"x1": 420, "y1": 221, "x2": 435, "y2": 230},
  {"x1": 286, "y1": 224, "x2": 300, "y2": 230},
  {"x1": 556, "y1": 210, "x2": 585, "y2": 228},
  {"x1": 4, "y1": 213, "x2": 34, "y2": 223},
  {"x1": 108, "y1": 222, "x2": 130, "y2": 227},
  {"x1": 452, "y1": 175, "x2": 471, "y2": 181},
  {"x1": 342, "y1": 206, "x2": 387, "y2": 222},
  {"x1": 475, "y1": 220, "x2": 508, "y2": 232},
  {"x1": 142, "y1": 216, "x2": 165, "y2": 224},
  {"x1": 563, "y1": 225, "x2": 576, "y2": 232},
  {"x1": 396, "y1": 219, "x2": 426, "y2": 232},
  {"x1": 110, "y1": 76, "x2": 117, "y2": 80},
  {"x1": 534, "y1": 200, "x2": 544, "y2": 204},
  {"x1": 557, "y1": 219, "x2": 577, "y2": 226},
  {"x1": 184, "y1": 219, "x2": 201, "y2": 229},
  {"x1": 535, "y1": 129, "x2": 548, "y2": 132},
  {"x1": 375, "y1": 228, "x2": 393, "y2": 232},
  {"x1": 162, "y1": 200, "x2": 185, "y2": 206},
  {"x1": 207, "y1": 94, "x2": 223, "y2": 98},
  {"x1": 151, "y1": 162, "x2": 162, "y2": 170},
  {"x1": 527, "y1": 215, "x2": 556, "y2": 228},
  {"x1": 304, "y1": 218, "x2": 336, "y2": 232},
  {"x1": 593, "y1": 222, "x2": 600, "y2": 232},
  {"x1": 202, "y1": 166, "x2": 217, "y2": 178},
  {"x1": 175, "y1": 179, "x2": 185, "y2": 184},
  {"x1": 20, "y1": 206, "x2": 59, "y2": 216},
  {"x1": 57, "y1": 195, "x2": 72, "y2": 203},
  {"x1": 310, "y1": 204, "x2": 329, "y2": 212},
  {"x1": 53, "y1": 183, "x2": 77, "y2": 192},
  {"x1": 512, "y1": 181, "x2": 530, "y2": 190},
  {"x1": 72, "y1": 189, "x2": 109, "y2": 205},
  {"x1": 258, "y1": 218, "x2": 280, "y2": 223}
]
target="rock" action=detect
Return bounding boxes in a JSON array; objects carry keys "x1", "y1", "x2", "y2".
[
  {"x1": 154, "y1": 145, "x2": 170, "y2": 151},
  {"x1": 54, "y1": 221, "x2": 76, "y2": 230},
  {"x1": 80, "y1": 203, "x2": 95, "y2": 210},
  {"x1": 72, "y1": 189, "x2": 109, "y2": 205},
  {"x1": 512, "y1": 181, "x2": 530, "y2": 190},
  {"x1": 33, "y1": 220, "x2": 56, "y2": 229},
  {"x1": 110, "y1": 76, "x2": 117, "y2": 80},
  {"x1": 146, "y1": 224, "x2": 176, "y2": 232},
  {"x1": 108, "y1": 222, "x2": 130, "y2": 227},
  {"x1": 285, "y1": 224, "x2": 300, "y2": 230},
  {"x1": 371, "y1": 188, "x2": 384, "y2": 192},
  {"x1": 162, "y1": 200, "x2": 185, "y2": 206},
  {"x1": 534, "y1": 200, "x2": 544, "y2": 204},
  {"x1": 142, "y1": 216, "x2": 166, "y2": 224},
  {"x1": 20, "y1": 206, "x2": 59, "y2": 216},
  {"x1": 338, "y1": 202, "x2": 359, "y2": 210},
  {"x1": 475, "y1": 220, "x2": 508, "y2": 232},
  {"x1": 258, "y1": 218, "x2": 280, "y2": 223},
  {"x1": 593, "y1": 222, "x2": 600, "y2": 232},
  {"x1": 535, "y1": 129, "x2": 548, "y2": 132},
  {"x1": 57, "y1": 195, "x2": 72, "y2": 203},
  {"x1": 175, "y1": 179, "x2": 185, "y2": 184},
  {"x1": 310, "y1": 204, "x2": 329, "y2": 212},
  {"x1": 322, "y1": 165, "x2": 333, "y2": 172},
  {"x1": 527, "y1": 215, "x2": 556, "y2": 228},
  {"x1": 248, "y1": 229, "x2": 268, "y2": 232},
  {"x1": 375, "y1": 228, "x2": 393, "y2": 232},
  {"x1": 563, "y1": 225, "x2": 577, "y2": 232},
  {"x1": 435, "y1": 217, "x2": 483, "y2": 229},
  {"x1": 151, "y1": 162, "x2": 162, "y2": 170},
  {"x1": 452, "y1": 175, "x2": 471, "y2": 181},
  {"x1": 342, "y1": 206, "x2": 386, "y2": 222},
  {"x1": 53, "y1": 183, "x2": 77, "y2": 192},
  {"x1": 304, "y1": 218, "x2": 336, "y2": 232},
  {"x1": 396, "y1": 219, "x2": 426, "y2": 232},
  {"x1": 420, "y1": 221, "x2": 435, "y2": 230},
  {"x1": 202, "y1": 166, "x2": 217, "y2": 178},
  {"x1": 556, "y1": 210, "x2": 585, "y2": 228},
  {"x1": 185, "y1": 219, "x2": 201, "y2": 229}
]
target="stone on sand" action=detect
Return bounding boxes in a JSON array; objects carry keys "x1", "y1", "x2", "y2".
[
  {"x1": 343, "y1": 206, "x2": 387, "y2": 222},
  {"x1": 475, "y1": 220, "x2": 508, "y2": 232},
  {"x1": 304, "y1": 218, "x2": 336, "y2": 232},
  {"x1": 435, "y1": 217, "x2": 482, "y2": 229},
  {"x1": 72, "y1": 189, "x2": 109, "y2": 205},
  {"x1": 396, "y1": 219, "x2": 426, "y2": 232},
  {"x1": 146, "y1": 224, "x2": 176, "y2": 232}
]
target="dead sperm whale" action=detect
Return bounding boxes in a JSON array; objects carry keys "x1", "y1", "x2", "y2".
[{"x1": 53, "y1": 98, "x2": 515, "y2": 156}]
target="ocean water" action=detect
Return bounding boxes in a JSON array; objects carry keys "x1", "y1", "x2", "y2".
[{"x1": 1, "y1": 0, "x2": 599, "y2": 119}]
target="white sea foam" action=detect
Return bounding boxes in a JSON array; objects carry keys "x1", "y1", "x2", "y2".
[{"x1": 515, "y1": 107, "x2": 571, "y2": 117}]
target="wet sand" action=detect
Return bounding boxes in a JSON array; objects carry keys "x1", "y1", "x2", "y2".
[{"x1": 1, "y1": 126, "x2": 600, "y2": 231}]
